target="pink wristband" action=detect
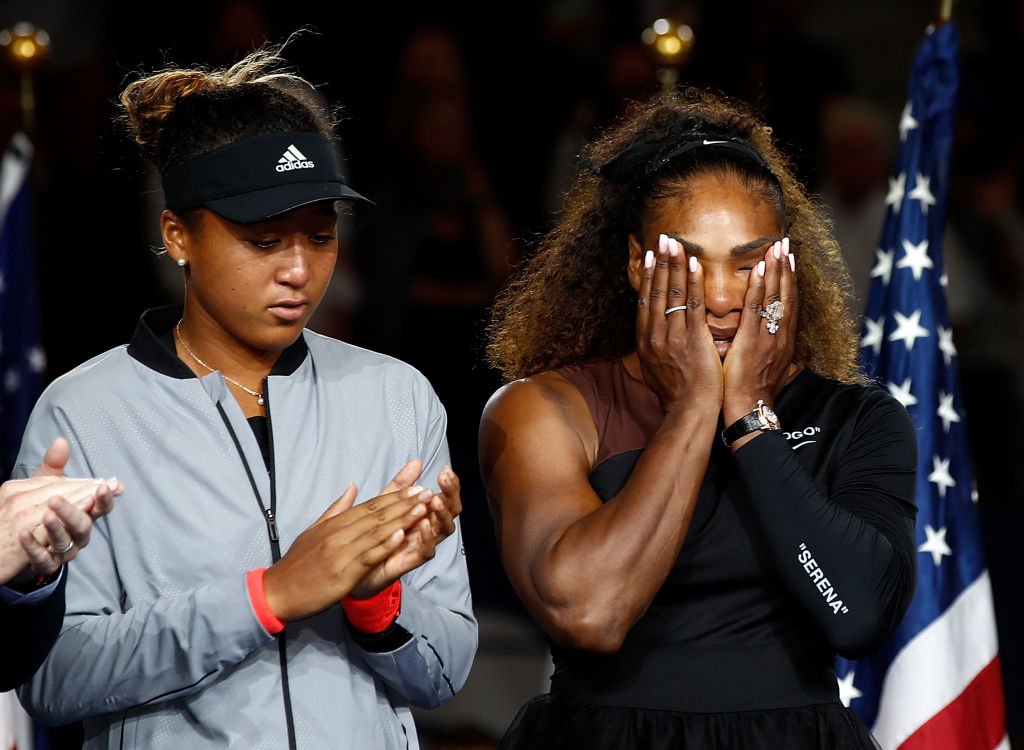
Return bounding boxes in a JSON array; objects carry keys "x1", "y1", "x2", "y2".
[
  {"x1": 246, "y1": 568, "x2": 286, "y2": 635},
  {"x1": 341, "y1": 580, "x2": 403, "y2": 634}
]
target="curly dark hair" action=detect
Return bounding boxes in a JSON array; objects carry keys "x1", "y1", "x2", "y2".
[{"x1": 485, "y1": 86, "x2": 863, "y2": 384}]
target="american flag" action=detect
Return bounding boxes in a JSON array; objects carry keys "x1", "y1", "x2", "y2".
[
  {"x1": 0, "y1": 131, "x2": 45, "y2": 479},
  {"x1": 0, "y1": 132, "x2": 47, "y2": 750},
  {"x1": 834, "y1": 21, "x2": 1009, "y2": 749}
]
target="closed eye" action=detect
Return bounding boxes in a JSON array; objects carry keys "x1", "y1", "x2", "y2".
[{"x1": 737, "y1": 243, "x2": 772, "y2": 272}]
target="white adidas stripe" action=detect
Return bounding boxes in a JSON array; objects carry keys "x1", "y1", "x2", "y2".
[
  {"x1": 871, "y1": 571, "x2": 1000, "y2": 748},
  {"x1": 287, "y1": 144, "x2": 306, "y2": 161}
]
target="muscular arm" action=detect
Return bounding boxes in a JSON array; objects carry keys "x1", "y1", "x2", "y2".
[{"x1": 479, "y1": 372, "x2": 719, "y2": 653}]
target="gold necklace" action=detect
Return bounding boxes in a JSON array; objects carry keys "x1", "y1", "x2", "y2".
[{"x1": 175, "y1": 322, "x2": 265, "y2": 406}]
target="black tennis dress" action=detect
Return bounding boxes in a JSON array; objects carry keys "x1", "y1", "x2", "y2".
[{"x1": 499, "y1": 358, "x2": 917, "y2": 750}]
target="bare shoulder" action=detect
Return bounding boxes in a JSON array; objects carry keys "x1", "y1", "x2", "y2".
[
  {"x1": 482, "y1": 371, "x2": 591, "y2": 435},
  {"x1": 480, "y1": 370, "x2": 597, "y2": 481}
]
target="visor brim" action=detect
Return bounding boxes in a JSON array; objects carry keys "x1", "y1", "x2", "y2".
[{"x1": 203, "y1": 181, "x2": 373, "y2": 224}]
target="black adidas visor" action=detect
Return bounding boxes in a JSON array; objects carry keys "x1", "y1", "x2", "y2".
[{"x1": 161, "y1": 132, "x2": 372, "y2": 224}]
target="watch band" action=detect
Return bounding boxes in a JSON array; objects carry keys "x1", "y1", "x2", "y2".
[
  {"x1": 721, "y1": 399, "x2": 780, "y2": 447},
  {"x1": 721, "y1": 413, "x2": 764, "y2": 447}
]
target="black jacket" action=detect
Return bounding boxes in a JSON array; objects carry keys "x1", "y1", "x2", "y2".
[{"x1": 0, "y1": 571, "x2": 66, "y2": 690}]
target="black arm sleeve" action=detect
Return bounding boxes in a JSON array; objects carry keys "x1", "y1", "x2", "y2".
[
  {"x1": 0, "y1": 572, "x2": 67, "y2": 690},
  {"x1": 733, "y1": 391, "x2": 918, "y2": 658}
]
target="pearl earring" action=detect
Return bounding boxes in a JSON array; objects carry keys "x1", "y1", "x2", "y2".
[{"x1": 177, "y1": 258, "x2": 187, "y2": 267}]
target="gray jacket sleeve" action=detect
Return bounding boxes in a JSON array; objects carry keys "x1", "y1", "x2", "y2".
[
  {"x1": 14, "y1": 405, "x2": 275, "y2": 725},
  {"x1": 351, "y1": 397, "x2": 478, "y2": 709}
]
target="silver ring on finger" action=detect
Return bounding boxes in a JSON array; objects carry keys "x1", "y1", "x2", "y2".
[
  {"x1": 759, "y1": 300, "x2": 784, "y2": 334},
  {"x1": 54, "y1": 539, "x2": 75, "y2": 555},
  {"x1": 664, "y1": 305, "x2": 688, "y2": 317}
]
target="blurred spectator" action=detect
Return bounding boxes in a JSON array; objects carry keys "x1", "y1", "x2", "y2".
[
  {"x1": 817, "y1": 94, "x2": 973, "y2": 322},
  {"x1": 686, "y1": 0, "x2": 853, "y2": 187},
  {"x1": 355, "y1": 25, "x2": 521, "y2": 614},
  {"x1": 817, "y1": 96, "x2": 896, "y2": 315},
  {"x1": 946, "y1": 139, "x2": 1024, "y2": 491},
  {"x1": 544, "y1": 37, "x2": 660, "y2": 218}
]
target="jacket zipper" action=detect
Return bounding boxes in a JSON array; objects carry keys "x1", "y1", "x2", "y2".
[
  {"x1": 263, "y1": 382, "x2": 299, "y2": 750},
  {"x1": 216, "y1": 380, "x2": 298, "y2": 750}
]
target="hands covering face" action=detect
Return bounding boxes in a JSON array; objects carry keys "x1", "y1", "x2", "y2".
[
  {"x1": 721, "y1": 237, "x2": 799, "y2": 419},
  {"x1": 634, "y1": 233, "x2": 799, "y2": 419}
]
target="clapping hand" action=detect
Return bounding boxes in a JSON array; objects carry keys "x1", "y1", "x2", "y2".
[{"x1": 1, "y1": 437, "x2": 123, "y2": 585}]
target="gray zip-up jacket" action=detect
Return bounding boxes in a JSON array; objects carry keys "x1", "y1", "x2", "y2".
[{"x1": 15, "y1": 305, "x2": 478, "y2": 749}]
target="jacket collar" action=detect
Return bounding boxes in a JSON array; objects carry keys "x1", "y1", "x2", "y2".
[{"x1": 126, "y1": 304, "x2": 309, "y2": 379}]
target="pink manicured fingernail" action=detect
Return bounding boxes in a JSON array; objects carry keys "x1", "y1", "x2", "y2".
[
  {"x1": 689, "y1": 255, "x2": 698, "y2": 272},
  {"x1": 789, "y1": 253, "x2": 796, "y2": 272},
  {"x1": 644, "y1": 250, "x2": 654, "y2": 269},
  {"x1": 782, "y1": 237, "x2": 790, "y2": 255},
  {"x1": 668, "y1": 238, "x2": 679, "y2": 257},
  {"x1": 659, "y1": 233, "x2": 669, "y2": 254},
  {"x1": 773, "y1": 242, "x2": 781, "y2": 259},
  {"x1": 757, "y1": 260, "x2": 766, "y2": 276}
]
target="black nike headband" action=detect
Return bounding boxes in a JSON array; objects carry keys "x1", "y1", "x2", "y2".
[{"x1": 593, "y1": 136, "x2": 781, "y2": 189}]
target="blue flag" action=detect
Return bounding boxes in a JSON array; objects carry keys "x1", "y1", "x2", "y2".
[
  {"x1": 0, "y1": 131, "x2": 45, "y2": 480},
  {"x1": 0, "y1": 131, "x2": 50, "y2": 750},
  {"x1": 835, "y1": 21, "x2": 1008, "y2": 750}
]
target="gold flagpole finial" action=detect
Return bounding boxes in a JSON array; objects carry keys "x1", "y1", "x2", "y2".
[
  {"x1": 0, "y1": 23, "x2": 52, "y2": 135},
  {"x1": 642, "y1": 18, "x2": 695, "y2": 92}
]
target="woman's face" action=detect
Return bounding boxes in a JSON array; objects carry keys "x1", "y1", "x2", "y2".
[
  {"x1": 167, "y1": 201, "x2": 340, "y2": 352},
  {"x1": 629, "y1": 171, "x2": 785, "y2": 359}
]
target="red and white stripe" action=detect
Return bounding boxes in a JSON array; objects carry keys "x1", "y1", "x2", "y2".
[
  {"x1": 0, "y1": 690, "x2": 33, "y2": 750},
  {"x1": 871, "y1": 571, "x2": 1008, "y2": 750}
]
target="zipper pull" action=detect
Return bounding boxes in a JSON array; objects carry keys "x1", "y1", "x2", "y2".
[{"x1": 265, "y1": 508, "x2": 279, "y2": 542}]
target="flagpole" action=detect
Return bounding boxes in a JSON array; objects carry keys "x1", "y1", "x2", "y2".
[{"x1": 0, "y1": 22, "x2": 51, "y2": 137}]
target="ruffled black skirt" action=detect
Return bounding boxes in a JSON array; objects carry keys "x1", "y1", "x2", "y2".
[{"x1": 499, "y1": 694, "x2": 882, "y2": 750}]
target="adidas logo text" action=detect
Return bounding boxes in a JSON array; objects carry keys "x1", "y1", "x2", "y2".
[{"x1": 277, "y1": 144, "x2": 315, "y2": 172}]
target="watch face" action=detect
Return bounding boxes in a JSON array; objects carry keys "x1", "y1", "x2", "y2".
[{"x1": 756, "y1": 401, "x2": 780, "y2": 429}]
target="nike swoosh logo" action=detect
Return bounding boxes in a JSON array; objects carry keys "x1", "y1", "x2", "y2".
[
  {"x1": 702, "y1": 139, "x2": 728, "y2": 146},
  {"x1": 791, "y1": 440, "x2": 817, "y2": 450}
]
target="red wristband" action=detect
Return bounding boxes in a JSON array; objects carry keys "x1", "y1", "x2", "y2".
[
  {"x1": 341, "y1": 580, "x2": 402, "y2": 634},
  {"x1": 246, "y1": 568, "x2": 286, "y2": 635}
]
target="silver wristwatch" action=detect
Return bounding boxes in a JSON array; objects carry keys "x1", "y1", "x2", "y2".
[{"x1": 721, "y1": 399, "x2": 781, "y2": 447}]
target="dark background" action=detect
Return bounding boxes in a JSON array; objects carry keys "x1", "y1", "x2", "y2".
[{"x1": 2, "y1": 0, "x2": 1021, "y2": 744}]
